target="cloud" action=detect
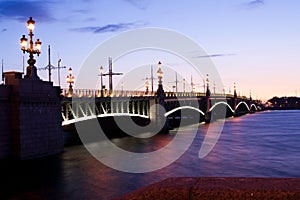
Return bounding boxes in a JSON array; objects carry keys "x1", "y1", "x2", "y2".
[
  {"x1": 243, "y1": 0, "x2": 265, "y2": 8},
  {"x1": 0, "y1": 0, "x2": 55, "y2": 22},
  {"x1": 70, "y1": 22, "x2": 143, "y2": 34},
  {"x1": 123, "y1": 0, "x2": 149, "y2": 10},
  {"x1": 193, "y1": 54, "x2": 236, "y2": 58},
  {"x1": 73, "y1": 9, "x2": 90, "y2": 14}
]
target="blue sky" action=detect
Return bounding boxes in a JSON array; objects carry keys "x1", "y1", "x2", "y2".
[{"x1": 0, "y1": 0, "x2": 300, "y2": 100}]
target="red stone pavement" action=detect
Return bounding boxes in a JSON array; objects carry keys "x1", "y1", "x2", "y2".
[{"x1": 113, "y1": 177, "x2": 300, "y2": 200}]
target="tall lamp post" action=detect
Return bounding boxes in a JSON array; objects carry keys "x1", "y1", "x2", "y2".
[
  {"x1": 206, "y1": 74, "x2": 210, "y2": 94},
  {"x1": 20, "y1": 17, "x2": 42, "y2": 79},
  {"x1": 234, "y1": 82, "x2": 237, "y2": 97},
  {"x1": 58, "y1": 58, "x2": 62, "y2": 85},
  {"x1": 145, "y1": 77, "x2": 149, "y2": 95},
  {"x1": 157, "y1": 61, "x2": 163, "y2": 85},
  {"x1": 233, "y1": 82, "x2": 237, "y2": 110},
  {"x1": 66, "y1": 67, "x2": 75, "y2": 96},
  {"x1": 206, "y1": 74, "x2": 211, "y2": 112},
  {"x1": 121, "y1": 81, "x2": 124, "y2": 96},
  {"x1": 156, "y1": 61, "x2": 164, "y2": 97},
  {"x1": 99, "y1": 66, "x2": 104, "y2": 97},
  {"x1": 213, "y1": 82, "x2": 216, "y2": 95},
  {"x1": 183, "y1": 78, "x2": 186, "y2": 93}
]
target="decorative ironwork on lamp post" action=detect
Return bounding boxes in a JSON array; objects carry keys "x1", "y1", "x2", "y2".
[
  {"x1": 213, "y1": 81, "x2": 216, "y2": 95},
  {"x1": 205, "y1": 74, "x2": 211, "y2": 113},
  {"x1": 234, "y1": 82, "x2": 237, "y2": 97},
  {"x1": 157, "y1": 61, "x2": 163, "y2": 85},
  {"x1": 145, "y1": 77, "x2": 149, "y2": 95},
  {"x1": 66, "y1": 67, "x2": 75, "y2": 96},
  {"x1": 233, "y1": 82, "x2": 237, "y2": 110},
  {"x1": 183, "y1": 78, "x2": 186, "y2": 93},
  {"x1": 206, "y1": 74, "x2": 210, "y2": 96},
  {"x1": 156, "y1": 61, "x2": 164, "y2": 98},
  {"x1": 20, "y1": 17, "x2": 42, "y2": 79},
  {"x1": 99, "y1": 66, "x2": 104, "y2": 97}
]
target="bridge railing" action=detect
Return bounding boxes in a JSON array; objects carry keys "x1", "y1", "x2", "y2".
[
  {"x1": 165, "y1": 92, "x2": 205, "y2": 97},
  {"x1": 62, "y1": 89, "x2": 156, "y2": 98},
  {"x1": 62, "y1": 88, "x2": 250, "y2": 100},
  {"x1": 164, "y1": 92, "x2": 235, "y2": 98}
]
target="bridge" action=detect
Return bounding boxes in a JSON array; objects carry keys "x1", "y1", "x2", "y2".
[
  {"x1": 61, "y1": 87, "x2": 263, "y2": 128},
  {"x1": 0, "y1": 17, "x2": 264, "y2": 160},
  {"x1": 59, "y1": 58, "x2": 263, "y2": 130},
  {"x1": 0, "y1": 69, "x2": 264, "y2": 159}
]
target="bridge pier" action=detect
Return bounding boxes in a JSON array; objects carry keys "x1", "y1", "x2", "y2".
[
  {"x1": 233, "y1": 82, "x2": 239, "y2": 117},
  {"x1": 204, "y1": 81, "x2": 211, "y2": 123},
  {"x1": 0, "y1": 71, "x2": 64, "y2": 160},
  {"x1": 151, "y1": 83, "x2": 169, "y2": 133}
]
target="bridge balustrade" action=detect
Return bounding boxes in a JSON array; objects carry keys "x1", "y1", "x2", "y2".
[
  {"x1": 61, "y1": 96, "x2": 152, "y2": 126},
  {"x1": 62, "y1": 88, "x2": 251, "y2": 99},
  {"x1": 62, "y1": 89, "x2": 157, "y2": 98}
]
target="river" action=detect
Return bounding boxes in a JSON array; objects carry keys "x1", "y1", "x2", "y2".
[{"x1": 1, "y1": 110, "x2": 300, "y2": 199}]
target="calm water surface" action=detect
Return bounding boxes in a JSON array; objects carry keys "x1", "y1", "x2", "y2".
[{"x1": 1, "y1": 110, "x2": 300, "y2": 199}]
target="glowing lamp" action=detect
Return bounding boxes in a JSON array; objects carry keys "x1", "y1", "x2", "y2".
[
  {"x1": 35, "y1": 38, "x2": 42, "y2": 52},
  {"x1": 27, "y1": 17, "x2": 35, "y2": 31},
  {"x1": 20, "y1": 35, "x2": 28, "y2": 49},
  {"x1": 157, "y1": 68, "x2": 163, "y2": 79}
]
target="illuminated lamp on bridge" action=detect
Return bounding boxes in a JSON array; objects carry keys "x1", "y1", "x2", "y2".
[
  {"x1": 145, "y1": 77, "x2": 149, "y2": 95},
  {"x1": 99, "y1": 66, "x2": 104, "y2": 97},
  {"x1": 182, "y1": 78, "x2": 186, "y2": 93},
  {"x1": 156, "y1": 61, "x2": 164, "y2": 98},
  {"x1": 66, "y1": 67, "x2": 75, "y2": 97},
  {"x1": 20, "y1": 17, "x2": 42, "y2": 79}
]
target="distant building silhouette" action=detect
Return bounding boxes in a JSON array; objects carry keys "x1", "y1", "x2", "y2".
[{"x1": 266, "y1": 96, "x2": 300, "y2": 109}]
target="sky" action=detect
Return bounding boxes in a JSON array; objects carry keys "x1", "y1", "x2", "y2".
[{"x1": 0, "y1": 0, "x2": 300, "y2": 101}]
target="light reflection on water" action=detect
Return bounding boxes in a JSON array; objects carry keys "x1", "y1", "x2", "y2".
[
  {"x1": 2, "y1": 110, "x2": 300, "y2": 199},
  {"x1": 110, "y1": 110, "x2": 300, "y2": 177},
  {"x1": 91, "y1": 110, "x2": 300, "y2": 198}
]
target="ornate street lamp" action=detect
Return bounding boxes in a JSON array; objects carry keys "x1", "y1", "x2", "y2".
[
  {"x1": 183, "y1": 78, "x2": 186, "y2": 93},
  {"x1": 145, "y1": 77, "x2": 149, "y2": 95},
  {"x1": 205, "y1": 74, "x2": 211, "y2": 115},
  {"x1": 233, "y1": 82, "x2": 237, "y2": 110},
  {"x1": 234, "y1": 82, "x2": 237, "y2": 96},
  {"x1": 121, "y1": 81, "x2": 124, "y2": 96},
  {"x1": 99, "y1": 66, "x2": 104, "y2": 97},
  {"x1": 213, "y1": 82, "x2": 216, "y2": 94},
  {"x1": 66, "y1": 67, "x2": 75, "y2": 96},
  {"x1": 20, "y1": 17, "x2": 42, "y2": 79},
  {"x1": 157, "y1": 61, "x2": 163, "y2": 85},
  {"x1": 156, "y1": 61, "x2": 165, "y2": 99},
  {"x1": 206, "y1": 74, "x2": 211, "y2": 97},
  {"x1": 206, "y1": 74, "x2": 209, "y2": 88}
]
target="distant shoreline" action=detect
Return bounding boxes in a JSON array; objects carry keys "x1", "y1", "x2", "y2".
[{"x1": 265, "y1": 96, "x2": 300, "y2": 110}]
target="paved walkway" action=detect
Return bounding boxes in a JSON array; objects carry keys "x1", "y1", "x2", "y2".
[{"x1": 114, "y1": 177, "x2": 300, "y2": 199}]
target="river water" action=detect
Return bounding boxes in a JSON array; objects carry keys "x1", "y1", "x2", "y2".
[{"x1": 1, "y1": 110, "x2": 300, "y2": 199}]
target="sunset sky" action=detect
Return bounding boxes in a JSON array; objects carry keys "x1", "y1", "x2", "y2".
[{"x1": 0, "y1": 0, "x2": 299, "y2": 101}]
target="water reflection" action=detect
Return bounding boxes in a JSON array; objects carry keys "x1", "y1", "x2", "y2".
[{"x1": 1, "y1": 110, "x2": 300, "y2": 199}]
